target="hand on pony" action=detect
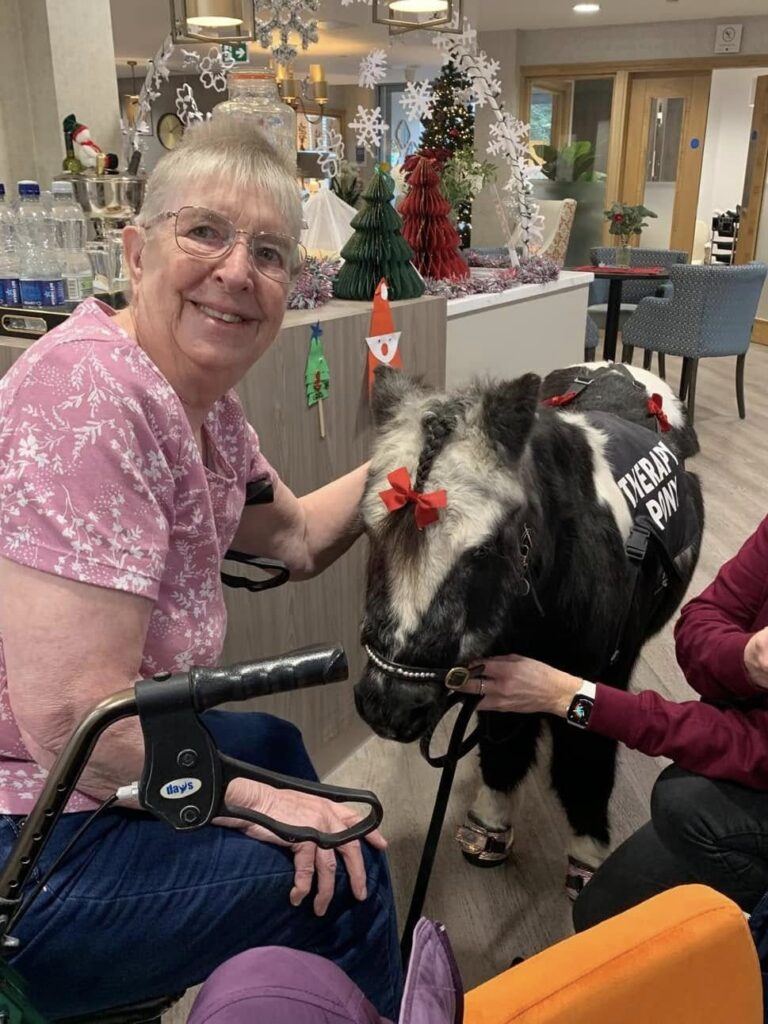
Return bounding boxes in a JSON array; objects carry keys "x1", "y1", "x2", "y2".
[{"x1": 455, "y1": 653, "x2": 583, "y2": 717}]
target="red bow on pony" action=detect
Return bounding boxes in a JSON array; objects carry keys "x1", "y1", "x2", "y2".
[
  {"x1": 647, "y1": 393, "x2": 671, "y2": 432},
  {"x1": 379, "y1": 467, "x2": 447, "y2": 530}
]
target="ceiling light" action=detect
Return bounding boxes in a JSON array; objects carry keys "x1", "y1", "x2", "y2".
[
  {"x1": 186, "y1": 0, "x2": 242, "y2": 27},
  {"x1": 389, "y1": 0, "x2": 448, "y2": 12},
  {"x1": 573, "y1": 3, "x2": 601, "y2": 12},
  {"x1": 170, "y1": 0, "x2": 255, "y2": 43},
  {"x1": 373, "y1": 0, "x2": 458, "y2": 34}
]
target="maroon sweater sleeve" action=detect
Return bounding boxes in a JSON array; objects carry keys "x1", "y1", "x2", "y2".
[
  {"x1": 590, "y1": 685, "x2": 768, "y2": 788},
  {"x1": 674, "y1": 516, "x2": 768, "y2": 701}
]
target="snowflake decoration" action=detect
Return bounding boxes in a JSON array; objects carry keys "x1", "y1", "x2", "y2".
[
  {"x1": 317, "y1": 129, "x2": 345, "y2": 180},
  {"x1": 465, "y1": 52, "x2": 501, "y2": 107},
  {"x1": 254, "y1": 0, "x2": 320, "y2": 64},
  {"x1": 348, "y1": 105, "x2": 389, "y2": 155},
  {"x1": 129, "y1": 34, "x2": 174, "y2": 151},
  {"x1": 176, "y1": 83, "x2": 206, "y2": 125},
  {"x1": 341, "y1": 0, "x2": 372, "y2": 5},
  {"x1": 399, "y1": 80, "x2": 434, "y2": 121},
  {"x1": 487, "y1": 113, "x2": 528, "y2": 157},
  {"x1": 359, "y1": 49, "x2": 388, "y2": 90},
  {"x1": 433, "y1": 17, "x2": 477, "y2": 58},
  {"x1": 182, "y1": 46, "x2": 235, "y2": 93}
]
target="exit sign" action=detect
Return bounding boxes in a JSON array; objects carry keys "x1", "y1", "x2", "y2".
[{"x1": 222, "y1": 43, "x2": 248, "y2": 63}]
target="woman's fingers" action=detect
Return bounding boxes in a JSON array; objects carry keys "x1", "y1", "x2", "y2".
[
  {"x1": 312, "y1": 846, "x2": 338, "y2": 916},
  {"x1": 289, "y1": 842, "x2": 316, "y2": 907},
  {"x1": 336, "y1": 838, "x2": 367, "y2": 902}
]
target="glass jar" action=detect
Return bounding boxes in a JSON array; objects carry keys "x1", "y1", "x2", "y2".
[{"x1": 213, "y1": 69, "x2": 296, "y2": 162}]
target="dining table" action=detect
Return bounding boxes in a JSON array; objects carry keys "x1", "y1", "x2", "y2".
[{"x1": 572, "y1": 264, "x2": 670, "y2": 361}]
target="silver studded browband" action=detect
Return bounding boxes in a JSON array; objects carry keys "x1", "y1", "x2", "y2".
[{"x1": 364, "y1": 644, "x2": 472, "y2": 689}]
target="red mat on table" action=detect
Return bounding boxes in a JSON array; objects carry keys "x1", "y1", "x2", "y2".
[{"x1": 571, "y1": 265, "x2": 667, "y2": 275}]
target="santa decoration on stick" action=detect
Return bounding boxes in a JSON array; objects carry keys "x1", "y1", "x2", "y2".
[{"x1": 365, "y1": 279, "x2": 402, "y2": 398}]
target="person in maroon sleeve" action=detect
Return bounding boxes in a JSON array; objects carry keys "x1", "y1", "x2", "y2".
[{"x1": 453, "y1": 516, "x2": 768, "y2": 930}]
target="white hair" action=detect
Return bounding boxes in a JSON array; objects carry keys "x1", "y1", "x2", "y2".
[{"x1": 136, "y1": 118, "x2": 303, "y2": 239}]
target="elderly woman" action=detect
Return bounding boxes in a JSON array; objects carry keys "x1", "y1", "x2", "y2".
[{"x1": 0, "y1": 120, "x2": 400, "y2": 1020}]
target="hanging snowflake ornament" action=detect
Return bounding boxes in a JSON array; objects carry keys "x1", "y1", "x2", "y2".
[
  {"x1": 176, "y1": 83, "x2": 207, "y2": 125},
  {"x1": 254, "y1": 1, "x2": 320, "y2": 64},
  {"x1": 433, "y1": 18, "x2": 477, "y2": 58},
  {"x1": 129, "y1": 34, "x2": 175, "y2": 151},
  {"x1": 359, "y1": 49, "x2": 388, "y2": 90},
  {"x1": 182, "y1": 46, "x2": 235, "y2": 93},
  {"x1": 317, "y1": 129, "x2": 345, "y2": 180},
  {"x1": 348, "y1": 105, "x2": 389, "y2": 155},
  {"x1": 487, "y1": 112, "x2": 528, "y2": 157},
  {"x1": 399, "y1": 80, "x2": 434, "y2": 121}
]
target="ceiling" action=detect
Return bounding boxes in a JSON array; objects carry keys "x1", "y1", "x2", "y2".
[{"x1": 110, "y1": 0, "x2": 768, "y2": 82}]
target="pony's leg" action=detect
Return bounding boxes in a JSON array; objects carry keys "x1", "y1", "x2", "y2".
[
  {"x1": 548, "y1": 717, "x2": 616, "y2": 898},
  {"x1": 457, "y1": 712, "x2": 541, "y2": 867}
]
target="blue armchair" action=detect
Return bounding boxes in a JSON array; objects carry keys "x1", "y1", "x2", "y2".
[
  {"x1": 621, "y1": 262, "x2": 768, "y2": 424},
  {"x1": 585, "y1": 314, "x2": 600, "y2": 360}
]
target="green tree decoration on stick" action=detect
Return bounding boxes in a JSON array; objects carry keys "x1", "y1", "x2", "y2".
[
  {"x1": 333, "y1": 166, "x2": 425, "y2": 302},
  {"x1": 305, "y1": 321, "x2": 330, "y2": 439}
]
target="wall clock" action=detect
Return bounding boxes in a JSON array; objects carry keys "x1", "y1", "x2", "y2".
[{"x1": 158, "y1": 112, "x2": 185, "y2": 150}]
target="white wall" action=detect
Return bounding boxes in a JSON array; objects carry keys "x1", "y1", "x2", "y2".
[
  {"x1": 518, "y1": 15, "x2": 768, "y2": 67},
  {"x1": 696, "y1": 68, "x2": 768, "y2": 225},
  {"x1": 0, "y1": 1, "x2": 45, "y2": 191}
]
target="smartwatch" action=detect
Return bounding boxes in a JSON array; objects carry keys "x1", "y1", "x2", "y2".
[{"x1": 566, "y1": 681, "x2": 597, "y2": 729}]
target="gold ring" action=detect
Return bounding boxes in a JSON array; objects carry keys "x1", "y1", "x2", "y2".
[{"x1": 478, "y1": 679, "x2": 486, "y2": 698}]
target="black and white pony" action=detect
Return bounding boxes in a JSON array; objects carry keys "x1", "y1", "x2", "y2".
[{"x1": 355, "y1": 361, "x2": 704, "y2": 891}]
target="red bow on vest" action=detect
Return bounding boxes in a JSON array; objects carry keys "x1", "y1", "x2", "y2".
[
  {"x1": 379, "y1": 467, "x2": 447, "y2": 530},
  {"x1": 647, "y1": 393, "x2": 671, "y2": 432}
]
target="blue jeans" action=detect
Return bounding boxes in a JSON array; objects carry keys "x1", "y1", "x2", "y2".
[{"x1": 0, "y1": 712, "x2": 402, "y2": 1020}]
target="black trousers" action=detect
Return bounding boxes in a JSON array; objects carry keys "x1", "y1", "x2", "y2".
[{"x1": 573, "y1": 764, "x2": 768, "y2": 932}]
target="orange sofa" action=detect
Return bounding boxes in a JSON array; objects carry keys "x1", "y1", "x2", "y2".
[{"x1": 465, "y1": 885, "x2": 762, "y2": 1024}]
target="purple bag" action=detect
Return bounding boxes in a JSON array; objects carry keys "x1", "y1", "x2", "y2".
[{"x1": 187, "y1": 919, "x2": 463, "y2": 1024}]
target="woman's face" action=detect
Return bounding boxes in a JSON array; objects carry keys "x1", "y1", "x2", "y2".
[{"x1": 123, "y1": 179, "x2": 293, "y2": 406}]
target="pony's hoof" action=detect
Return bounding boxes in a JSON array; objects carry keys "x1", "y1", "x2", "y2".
[
  {"x1": 565, "y1": 855, "x2": 596, "y2": 901},
  {"x1": 456, "y1": 816, "x2": 513, "y2": 867}
]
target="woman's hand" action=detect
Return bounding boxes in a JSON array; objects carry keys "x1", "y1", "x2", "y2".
[
  {"x1": 219, "y1": 778, "x2": 387, "y2": 917},
  {"x1": 453, "y1": 654, "x2": 583, "y2": 717},
  {"x1": 745, "y1": 627, "x2": 768, "y2": 690}
]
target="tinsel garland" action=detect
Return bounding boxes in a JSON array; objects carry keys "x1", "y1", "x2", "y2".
[
  {"x1": 286, "y1": 255, "x2": 559, "y2": 309},
  {"x1": 287, "y1": 257, "x2": 340, "y2": 310},
  {"x1": 464, "y1": 249, "x2": 512, "y2": 269}
]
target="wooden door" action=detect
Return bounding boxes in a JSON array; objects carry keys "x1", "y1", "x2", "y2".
[
  {"x1": 622, "y1": 74, "x2": 711, "y2": 257},
  {"x1": 735, "y1": 76, "x2": 768, "y2": 345}
]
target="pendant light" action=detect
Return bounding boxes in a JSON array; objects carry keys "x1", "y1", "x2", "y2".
[
  {"x1": 169, "y1": 0, "x2": 256, "y2": 44},
  {"x1": 372, "y1": 0, "x2": 461, "y2": 35}
]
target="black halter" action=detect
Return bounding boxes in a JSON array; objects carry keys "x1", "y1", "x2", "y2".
[{"x1": 363, "y1": 643, "x2": 480, "y2": 690}]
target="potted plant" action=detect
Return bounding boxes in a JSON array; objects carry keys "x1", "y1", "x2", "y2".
[{"x1": 603, "y1": 202, "x2": 657, "y2": 265}]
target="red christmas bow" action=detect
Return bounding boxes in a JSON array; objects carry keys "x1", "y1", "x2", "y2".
[
  {"x1": 379, "y1": 467, "x2": 447, "y2": 530},
  {"x1": 647, "y1": 393, "x2": 671, "y2": 432}
]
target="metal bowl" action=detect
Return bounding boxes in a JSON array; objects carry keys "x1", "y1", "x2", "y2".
[{"x1": 65, "y1": 174, "x2": 146, "y2": 220}]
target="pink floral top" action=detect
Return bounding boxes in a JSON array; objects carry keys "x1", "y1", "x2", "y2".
[{"x1": 0, "y1": 299, "x2": 276, "y2": 813}]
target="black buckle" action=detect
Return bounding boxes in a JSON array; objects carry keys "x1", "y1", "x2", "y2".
[{"x1": 625, "y1": 525, "x2": 650, "y2": 563}]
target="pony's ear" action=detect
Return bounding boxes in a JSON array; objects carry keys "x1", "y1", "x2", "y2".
[
  {"x1": 371, "y1": 366, "x2": 423, "y2": 428},
  {"x1": 481, "y1": 373, "x2": 541, "y2": 463}
]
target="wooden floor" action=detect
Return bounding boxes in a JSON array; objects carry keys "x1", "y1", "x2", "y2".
[{"x1": 169, "y1": 344, "x2": 768, "y2": 1019}]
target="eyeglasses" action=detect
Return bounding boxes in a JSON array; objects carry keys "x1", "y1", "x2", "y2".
[{"x1": 150, "y1": 206, "x2": 306, "y2": 284}]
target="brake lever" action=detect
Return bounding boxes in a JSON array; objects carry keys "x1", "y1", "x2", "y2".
[{"x1": 219, "y1": 755, "x2": 383, "y2": 848}]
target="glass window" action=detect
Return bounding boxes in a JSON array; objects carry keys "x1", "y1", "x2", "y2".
[
  {"x1": 381, "y1": 83, "x2": 425, "y2": 166},
  {"x1": 526, "y1": 76, "x2": 614, "y2": 265}
]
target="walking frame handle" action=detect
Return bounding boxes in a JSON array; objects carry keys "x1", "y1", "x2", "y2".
[{"x1": 0, "y1": 644, "x2": 383, "y2": 950}]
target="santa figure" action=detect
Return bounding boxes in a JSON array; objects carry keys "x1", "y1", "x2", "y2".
[{"x1": 365, "y1": 279, "x2": 402, "y2": 397}]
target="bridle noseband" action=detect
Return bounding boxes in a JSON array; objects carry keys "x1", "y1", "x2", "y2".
[{"x1": 363, "y1": 644, "x2": 476, "y2": 690}]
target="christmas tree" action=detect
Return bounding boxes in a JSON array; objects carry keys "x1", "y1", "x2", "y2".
[
  {"x1": 333, "y1": 167, "x2": 425, "y2": 302},
  {"x1": 400, "y1": 157, "x2": 469, "y2": 281},
  {"x1": 419, "y1": 62, "x2": 475, "y2": 246}
]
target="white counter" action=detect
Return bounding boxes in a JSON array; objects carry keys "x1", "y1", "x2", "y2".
[{"x1": 445, "y1": 270, "x2": 593, "y2": 387}]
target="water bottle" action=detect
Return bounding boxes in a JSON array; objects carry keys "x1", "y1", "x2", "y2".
[
  {"x1": 0, "y1": 184, "x2": 20, "y2": 306},
  {"x1": 51, "y1": 180, "x2": 93, "y2": 302},
  {"x1": 16, "y1": 180, "x2": 65, "y2": 308}
]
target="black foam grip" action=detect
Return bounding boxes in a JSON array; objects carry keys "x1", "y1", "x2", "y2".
[{"x1": 190, "y1": 645, "x2": 348, "y2": 712}]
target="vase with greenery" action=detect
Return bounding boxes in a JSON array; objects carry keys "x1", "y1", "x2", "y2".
[
  {"x1": 604, "y1": 201, "x2": 657, "y2": 266},
  {"x1": 438, "y1": 147, "x2": 497, "y2": 248}
]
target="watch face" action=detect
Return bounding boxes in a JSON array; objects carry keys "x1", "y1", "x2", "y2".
[
  {"x1": 159, "y1": 113, "x2": 184, "y2": 151},
  {"x1": 567, "y1": 696, "x2": 594, "y2": 728}
]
